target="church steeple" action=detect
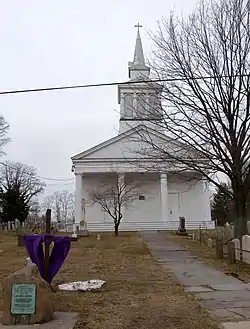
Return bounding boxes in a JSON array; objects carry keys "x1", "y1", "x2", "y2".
[
  {"x1": 118, "y1": 24, "x2": 163, "y2": 134},
  {"x1": 133, "y1": 23, "x2": 145, "y2": 65},
  {"x1": 128, "y1": 23, "x2": 150, "y2": 80}
]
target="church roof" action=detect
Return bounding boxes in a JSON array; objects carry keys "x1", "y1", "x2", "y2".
[{"x1": 71, "y1": 124, "x2": 186, "y2": 161}]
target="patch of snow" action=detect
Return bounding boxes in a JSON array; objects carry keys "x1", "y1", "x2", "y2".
[{"x1": 58, "y1": 279, "x2": 106, "y2": 291}]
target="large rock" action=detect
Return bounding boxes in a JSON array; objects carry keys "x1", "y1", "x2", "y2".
[{"x1": 0, "y1": 263, "x2": 55, "y2": 325}]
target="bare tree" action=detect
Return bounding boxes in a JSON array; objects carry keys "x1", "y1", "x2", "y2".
[
  {"x1": 59, "y1": 190, "x2": 75, "y2": 223},
  {"x1": 0, "y1": 161, "x2": 45, "y2": 204},
  {"x1": 0, "y1": 162, "x2": 45, "y2": 226},
  {"x1": 129, "y1": 0, "x2": 250, "y2": 238},
  {"x1": 0, "y1": 115, "x2": 10, "y2": 156},
  {"x1": 26, "y1": 199, "x2": 42, "y2": 226},
  {"x1": 41, "y1": 190, "x2": 75, "y2": 223},
  {"x1": 41, "y1": 195, "x2": 54, "y2": 213},
  {"x1": 88, "y1": 176, "x2": 139, "y2": 235},
  {"x1": 69, "y1": 193, "x2": 75, "y2": 221},
  {"x1": 53, "y1": 191, "x2": 62, "y2": 223}
]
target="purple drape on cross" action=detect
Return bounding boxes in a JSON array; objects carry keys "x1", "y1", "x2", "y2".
[{"x1": 23, "y1": 234, "x2": 71, "y2": 283}]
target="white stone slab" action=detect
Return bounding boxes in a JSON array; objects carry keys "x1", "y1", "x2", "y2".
[
  {"x1": 185, "y1": 286, "x2": 213, "y2": 293},
  {"x1": 210, "y1": 284, "x2": 248, "y2": 291},
  {"x1": 222, "y1": 321, "x2": 250, "y2": 329},
  {"x1": 58, "y1": 279, "x2": 106, "y2": 291},
  {"x1": 0, "y1": 312, "x2": 78, "y2": 329}
]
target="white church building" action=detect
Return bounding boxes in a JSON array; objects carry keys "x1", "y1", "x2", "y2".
[{"x1": 71, "y1": 25, "x2": 214, "y2": 232}]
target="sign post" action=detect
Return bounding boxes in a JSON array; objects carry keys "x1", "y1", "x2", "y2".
[{"x1": 44, "y1": 209, "x2": 51, "y2": 283}]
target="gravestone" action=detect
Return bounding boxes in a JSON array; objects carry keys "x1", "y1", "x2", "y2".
[
  {"x1": 207, "y1": 238, "x2": 213, "y2": 248},
  {"x1": 79, "y1": 221, "x2": 89, "y2": 236},
  {"x1": 227, "y1": 240, "x2": 236, "y2": 264},
  {"x1": 0, "y1": 262, "x2": 54, "y2": 325},
  {"x1": 176, "y1": 216, "x2": 188, "y2": 236},
  {"x1": 216, "y1": 238, "x2": 224, "y2": 259},
  {"x1": 17, "y1": 234, "x2": 24, "y2": 247},
  {"x1": 242, "y1": 235, "x2": 250, "y2": 264},
  {"x1": 232, "y1": 238, "x2": 240, "y2": 261},
  {"x1": 71, "y1": 224, "x2": 78, "y2": 241}
]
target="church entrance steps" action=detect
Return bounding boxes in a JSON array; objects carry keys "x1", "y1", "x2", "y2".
[
  {"x1": 63, "y1": 220, "x2": 214, "y2": 233},
  {"x1": 81, "y1": 222, "x2": 168, "y2": 232}
]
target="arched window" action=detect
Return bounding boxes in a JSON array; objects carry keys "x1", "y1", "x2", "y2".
[{"x1": 124, "y1": 94, "x2": 133, "y2": 117}]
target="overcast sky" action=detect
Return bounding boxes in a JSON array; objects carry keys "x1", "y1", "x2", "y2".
[{"x1": 0, "y1": 0, "x2": 197, "y2": 196}]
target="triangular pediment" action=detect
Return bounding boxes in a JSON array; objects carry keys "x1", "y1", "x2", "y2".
[{"x1": 71, "y1": 125, "x2": 195, "y2": 162}]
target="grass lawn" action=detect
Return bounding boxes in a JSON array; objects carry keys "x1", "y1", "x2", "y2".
[
  {"x1": 165, "y1": 231, "x2": 250, "y2": 282},
  {"x1": 0, "y1": 232, "x2": 219, "y2": 329}
]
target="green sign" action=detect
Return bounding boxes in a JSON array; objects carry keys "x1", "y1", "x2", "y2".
[{"x1": 11, "y1": 283, "x2": 36, "y2": 315}]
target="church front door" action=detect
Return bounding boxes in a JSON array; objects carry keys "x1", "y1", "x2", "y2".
[{"x1": 168, "y1": 193, "x2": 180, "y2": 229}]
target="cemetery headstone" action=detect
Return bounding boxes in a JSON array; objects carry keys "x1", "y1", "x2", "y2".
[
  {"x1": 71, "y1": 224, "x2": 78, "y2": 241},
  {"x1": 0, "y1": 260, "x2": 54, "y2": 325},
  {"x1": 17, "y1": 234, "x2": 24, "y2": 247},
  {"x1": 207, "y1": 237, "x2": 213, "y2": 248},
  {"x1": 232, "y1": 238, "x2": 241, "y2": 261},
  {"x1": 215, "y1": 238, "x2": 224, "y2": 259},
  {"x1": 79, "y1": 221, "x2": 89, "y2": 236},
  {"x1": 176, "y1": 216, "x2": 188, "y2": 236},
  {"x1": 242, "y1": 235, "x2": 250, "y2": 264},
  {"x1": 228, "y1": 240, "x2": 236, "y2": 264}
]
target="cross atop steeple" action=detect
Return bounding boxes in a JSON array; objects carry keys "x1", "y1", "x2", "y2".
[
  {"x1": 134, "y1": 22, "x2": 142, "y2": 32},
  {"x1": 133, "y1": 23, "x2": 145, "y2": 66},
  {"x1": 127, "y1": 23, "x2": 150, "y2": 80}
]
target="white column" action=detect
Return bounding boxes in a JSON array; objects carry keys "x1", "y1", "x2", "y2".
[
  {"x1": 160, "y1": 173, "x2": 168, "y2": 222},
  {"x1": 74, "y1": 173, "x2": 83, "y2": 225}
]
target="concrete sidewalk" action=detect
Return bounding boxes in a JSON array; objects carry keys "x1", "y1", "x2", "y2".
[{"x1": 140, "y1": 232, "x2": 250, "y2": 328}]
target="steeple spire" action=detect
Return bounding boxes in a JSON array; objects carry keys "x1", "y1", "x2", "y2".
[
  {"x1": 133, "y1": 23, "x2": 145, "y2": 65},
  {"x1": 128, "y1": 23, "x2": 150, "y2": 80}
]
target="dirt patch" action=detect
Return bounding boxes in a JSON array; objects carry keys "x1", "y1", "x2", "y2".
[{"x1": 0, "y1": 232, "x2": 219, "y2": 329}]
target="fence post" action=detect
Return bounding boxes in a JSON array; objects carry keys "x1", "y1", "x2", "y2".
[
  {"x1": 227, "y1": 241, "x2": 236, "y2": 264},
  {"x1": 216, "y1": 238, "x2": 224, "y2": 259},
  {"x1": 198, "y1": 226, "x2": 202, "y2": 243},
  {"x1": 200, "y1": 231, "x2": 205, "y2": 245}
]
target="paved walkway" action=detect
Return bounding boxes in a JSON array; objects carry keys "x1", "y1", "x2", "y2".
[{"x1": 140, "y1": 232, "x2": 250, "y2": 328}]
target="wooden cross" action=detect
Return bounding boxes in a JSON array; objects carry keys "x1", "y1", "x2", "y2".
[
  {"x1": 44, "y1": 209, "x2": 51, "y2": 283},
  {"x1": 134, "y1": 22, "x2": 142, "y2": 32}
]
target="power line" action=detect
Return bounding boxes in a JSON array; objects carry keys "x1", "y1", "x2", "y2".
[
  {"x1": 0, "y1": 79, "x2": 160, "y2": 95},
  {"x1": 0, "y1": 80, "x2": 151, "y2": 95},
  {"x1": 0, "y1": 74, "x2": 248, "y2": 95},
  {"x1": 0, "y1": 161, "x2": 74, "y2": 182},
  {"x1": 39, "y1": 176, "x2": 74, "y2": 182},
  {"x1": 46, "y1": 182, "x2": 74, "y2": 187}
]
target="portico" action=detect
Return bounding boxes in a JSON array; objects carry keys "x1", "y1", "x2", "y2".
[{"x1": 74, "y1": 171, "x2": 171, "y2": 231}]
